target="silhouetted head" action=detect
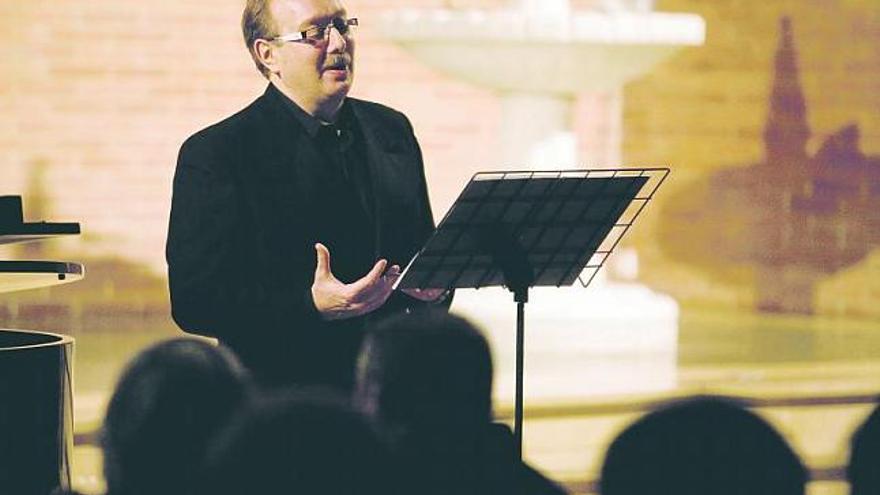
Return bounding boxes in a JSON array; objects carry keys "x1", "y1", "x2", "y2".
[
  {"x1": 354, "y1": 310, "x2": 493, "y2": 434},
  {"x1": 101, "y1": 338, "x2": 251, "y2": 495},
  {"x1": 600, "y1": 396, "x2": 806, "y2": 495},
  {"x1": 197, "y1": 388, "x2": 392, "y2": 494},
  {"x1": 848, "y1": 405, "x2": 880, "y2": 495}
]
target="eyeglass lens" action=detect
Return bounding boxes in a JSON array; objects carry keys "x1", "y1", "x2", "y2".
[{"x1": 330, "y1": 17, "x2": 352, "y2": 35}]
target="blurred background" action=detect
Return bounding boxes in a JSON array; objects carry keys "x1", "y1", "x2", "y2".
[{"x1": 1, "y1": 0, "x2": 878, "y2": 493}]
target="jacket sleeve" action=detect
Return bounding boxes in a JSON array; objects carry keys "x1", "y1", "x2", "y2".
[{"x1": 165, "y1": 134, "x2": 322, "y2": 342}]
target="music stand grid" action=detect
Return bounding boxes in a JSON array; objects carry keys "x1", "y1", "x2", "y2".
[{"x1": 398, "y1": 168, "x2": 669, "y2": 291}]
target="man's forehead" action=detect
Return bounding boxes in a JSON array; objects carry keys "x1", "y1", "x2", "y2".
[{"x1": 273, "y1": 0, "x2": 346, "y2": 28}]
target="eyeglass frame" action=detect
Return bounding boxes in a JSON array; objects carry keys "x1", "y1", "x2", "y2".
[{"x1": 271, "y1": 17, "x2": 358, "y2": 44}]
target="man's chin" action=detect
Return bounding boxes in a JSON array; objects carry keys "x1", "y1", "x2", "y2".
[{"x1": 323, "y1": 76, "x2": 353, "y2": 97}]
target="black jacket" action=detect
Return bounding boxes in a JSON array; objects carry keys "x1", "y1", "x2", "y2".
[{"x1": 166, "y1": 85, "x2": 436, "y2": 388}]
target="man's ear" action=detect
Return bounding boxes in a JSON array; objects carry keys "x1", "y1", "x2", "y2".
[{"x1": 254, "y1": 39, "x2": 277, "y2": 75}]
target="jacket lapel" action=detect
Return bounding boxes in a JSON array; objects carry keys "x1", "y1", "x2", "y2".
[{"x1": 351, "y1": 102, "x2": 412, "y2": 256}]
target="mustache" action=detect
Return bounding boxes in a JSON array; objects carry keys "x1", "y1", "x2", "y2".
[{"x1": 323, "y1": 55, "x2": 351, "y2": 70}]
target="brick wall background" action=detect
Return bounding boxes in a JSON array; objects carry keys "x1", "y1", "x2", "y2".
[{"x1": 0, "y1": 0, "x2": 878, "y2": 314}]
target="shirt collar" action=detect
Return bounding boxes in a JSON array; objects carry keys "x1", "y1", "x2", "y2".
[{"x1": 265, "y1": 83, "x2": 351, "y2": 139}]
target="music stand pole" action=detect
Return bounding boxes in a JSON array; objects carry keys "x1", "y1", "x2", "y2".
[{"x1": 513, "y1": 286, "x2": 528, "y2": 460}]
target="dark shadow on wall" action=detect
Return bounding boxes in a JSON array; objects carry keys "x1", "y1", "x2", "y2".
[{"x1": 659, "y1": 17, "x2": 880, "y2": 315}]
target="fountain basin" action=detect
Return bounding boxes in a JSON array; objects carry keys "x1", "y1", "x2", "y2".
[
  {"x1": 452, "y1": 285, "x2": 679, "y2": 401},
  {"x1": 381, "y1": 9, "x2": 705, "y2": 93}
]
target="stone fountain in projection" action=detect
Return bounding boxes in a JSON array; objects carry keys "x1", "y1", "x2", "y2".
[{"x1": 381, "y1": 0, "x2": 705, "y2": 400}]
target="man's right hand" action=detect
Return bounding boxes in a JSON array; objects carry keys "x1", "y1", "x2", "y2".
[{"x1": 311, "y1": 243, "x2": 401, "y2": 321}]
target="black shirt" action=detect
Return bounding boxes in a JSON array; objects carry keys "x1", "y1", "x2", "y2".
[{"x1": 269, "y1": 84, "x2": 377, "y2": 284}]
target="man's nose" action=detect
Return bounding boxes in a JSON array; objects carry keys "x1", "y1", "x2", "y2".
[{"x1": 325, "y1": 25, "x2": 347, "y2": 52}]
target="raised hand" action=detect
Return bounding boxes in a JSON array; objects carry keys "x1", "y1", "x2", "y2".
[{"x1": 311, "y1": 243, "x2": 401, "y2": 321}]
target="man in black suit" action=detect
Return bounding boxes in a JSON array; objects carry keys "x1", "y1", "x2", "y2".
[{"x1": 166, "y1": 0, "x2": 446, "y2": 389}]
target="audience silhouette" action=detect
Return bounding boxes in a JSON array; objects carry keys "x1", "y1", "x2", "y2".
[
  {"x1": 599, "y1": 396, "x2": 807, "y2": 495},
  {"x1": 196, "y1": 388, "x2": 393, "y2": 495},
  {"x1": 355, "y1": 310, "x2": 567, "y2": 494},
  {"x1": 848, "y1": 404, "x2": 880, "y2": 495},
  {"x1": 72, "y1": 323, "x2": 852, "y2": 495},
  {"x1": 100, "y1": 338, "x2": 250, "y2": 495}
]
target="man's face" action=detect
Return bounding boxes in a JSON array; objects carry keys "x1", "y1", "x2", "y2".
[{"x1": 269, "y1": 0, "x2": 355, "y2": 110}]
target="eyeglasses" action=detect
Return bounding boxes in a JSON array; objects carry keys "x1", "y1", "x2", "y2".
[{"x1": 272, "y1": 17, "x2": 358, "y2": 44}]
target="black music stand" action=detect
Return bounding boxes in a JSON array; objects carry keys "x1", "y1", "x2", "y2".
[{"x1": 396, "y1": 168, "x2": 669, "y2": 459}]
